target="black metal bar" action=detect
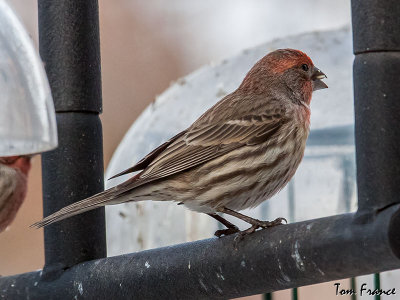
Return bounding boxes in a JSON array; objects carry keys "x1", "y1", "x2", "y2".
[
  {"x1": 1, "y1": 206, "x2": 400, "y2": 299},
  {"x1": 350, "y1": 277, "x2": 357, "y2": 300},
  {"x1": 292, "y1": 288, "x2": 298, "y2": 300},
  {"x1": 351, "y1": 0, "x2": 400, "y2": 54},
  {"x1": 351, "y1": 0, "x2": 400, "y2": 212},
  {"x1": 38, "y1": 1, "x2": 102, "y2": 112},
  {"x1": 38, "y1": 0, "x2": 106, "y2": 272},
  {"x1": 263, "y1": 293, "x2": 272, "y2": 300},
  {"x1": 374, "y1": 273, "x2": 381, "y2": 300}
]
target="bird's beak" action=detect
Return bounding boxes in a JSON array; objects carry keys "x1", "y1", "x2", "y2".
[{"x1": 311, "y1": 67, "x2": 328, "y2": 91}]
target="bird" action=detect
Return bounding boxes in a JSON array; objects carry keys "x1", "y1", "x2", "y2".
[
  {"x1": 0, "y1": 155, "x2": 31, "y2": 233},
  {"x1": 32, "y1": 49, "x2": 327, "y2": 237}
]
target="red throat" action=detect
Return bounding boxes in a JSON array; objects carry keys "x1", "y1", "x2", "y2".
[{"x1": 302, "y1": 81, "x2": 313, "y2": 105}]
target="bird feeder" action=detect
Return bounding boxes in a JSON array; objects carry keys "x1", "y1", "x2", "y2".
[{"x1": 0, "y1": 1, "x2": 57, "y2": 156}]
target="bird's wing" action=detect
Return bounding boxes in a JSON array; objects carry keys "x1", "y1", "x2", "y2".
[
  {"x1": 115, "y1": 111, "x2": 285, "y2": 192},
  {"x1": 108, "y1": 130, "x2": 187, "y2": 179}
]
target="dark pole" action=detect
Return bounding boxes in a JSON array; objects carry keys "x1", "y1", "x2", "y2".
[
  {"x1": 38, "y1": 0, "x2": 106, "y2": 274},
  {"x1": 351, "y1": 0, "x2": 400, "y2": 212}
]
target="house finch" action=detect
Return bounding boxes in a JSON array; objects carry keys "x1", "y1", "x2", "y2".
[
  {"x1": 0, "y1": 156, "x2": 31, "y2": 233},
  {"x1": 32, "y1": 49, "x2": 327, "y2": 237}
]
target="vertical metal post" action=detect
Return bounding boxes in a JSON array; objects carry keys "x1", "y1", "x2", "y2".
[
  {"x1": 351, "y1": 0, "x2": 400, "y2": 212},
  {"x1": 38, "y1": 0, "x2": 106, "y2": 273}
]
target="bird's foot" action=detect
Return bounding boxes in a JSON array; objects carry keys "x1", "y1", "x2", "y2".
[
  {"x1": 233, "y1": 217, "x2": 287, "y2": 242},
  {"x1": 256, "y1": 217, "x2": 287, "y2": 228},
  {"x1": 234, "y1": 224, "x2": 259, "y2": 241},
  {"x1": 214, "y1": 226, "x2": 240, "y2": 237},
  {"x1": 220, "y1": 208, "x2": 287, "y2": 229}
]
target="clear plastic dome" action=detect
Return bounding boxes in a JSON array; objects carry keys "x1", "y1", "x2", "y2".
[{"x1": 0, "y1": 1, "x2": 57, "y2": 156}]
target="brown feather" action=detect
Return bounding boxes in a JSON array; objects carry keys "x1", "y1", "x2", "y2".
[{"x1": 108, "y1": 130, "x2": 187, "y2": 179}]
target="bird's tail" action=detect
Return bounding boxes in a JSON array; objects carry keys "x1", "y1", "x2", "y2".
[{"x1": 30, "y1": 188, "x2": 124, "y2": 228}]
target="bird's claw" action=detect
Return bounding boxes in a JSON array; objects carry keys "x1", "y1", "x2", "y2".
[
  {"x1": 214, "y1": 226, "x2": 240, "y2": 237},
  {"x1": 215, "y1": 217, "x2": 287, "y2": 240},
  {"x1": 234, "y1": 217, "x2": 287, "y2": 242},
  {"x1": 234, "y1": 224, "x2": 259, "y2": 242},
  {"x1": 258, "y1": 217, "x2": 287, "y2": 228}
]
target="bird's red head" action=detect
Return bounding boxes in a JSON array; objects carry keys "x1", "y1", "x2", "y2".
[
  {"x1": 266, "y1": 49, "x2": 314, "y2": 74},
  {"x1": 239, "y1": 49, "x2": 327, "y2": 105},
  {"x1": 0, "y1": 156, "x2": 31, "y2": 176}
]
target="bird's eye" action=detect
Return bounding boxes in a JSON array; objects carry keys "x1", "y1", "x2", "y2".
[{"x1": 301, "y1": 64, "x2": 309, "y2": 71}]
